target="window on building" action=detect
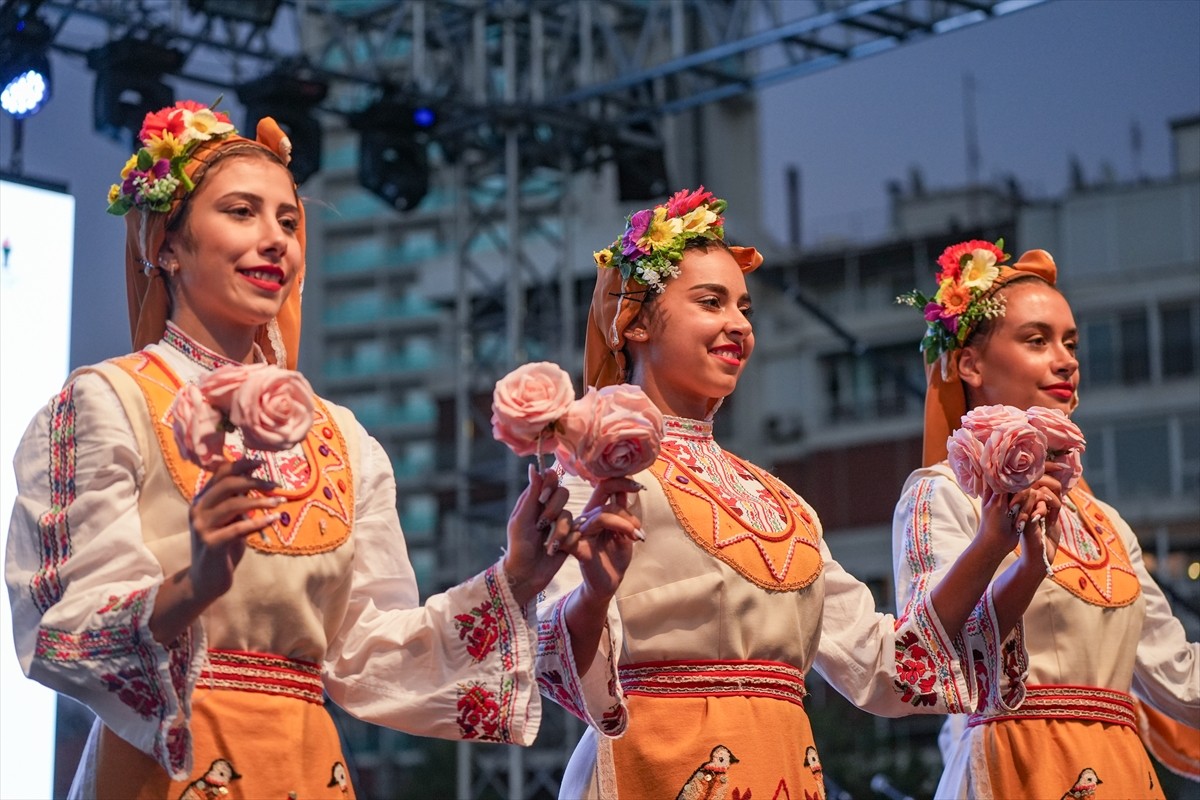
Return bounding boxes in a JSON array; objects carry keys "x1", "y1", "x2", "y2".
[
  {"x1": 1118, "y1": 310, "x2": 1150, "y2": 384},
  {"x1": 1162, "y1": 302, "x2": 1198, "y2": 378},
  {"x1": 1080, "y1": 320, "x2": 1117, "y2": 387},
  {"x1": 1182, "y1": 417, "x2": 1200, "y2": 495},
  {"x1": 1113, "y1": 420, "x2": 1170, "y2": 498},
  {"x1": 822, "y1": 343, "x2": 924, "y2": 422}
]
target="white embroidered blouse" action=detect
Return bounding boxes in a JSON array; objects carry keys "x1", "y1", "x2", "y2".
[{"x1": 5, "y1": 326, "x2": 542, "y2": 782}]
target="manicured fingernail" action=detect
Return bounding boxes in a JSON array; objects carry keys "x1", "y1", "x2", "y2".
[
  {"x1": 269, "y1": 496, "x2": 285, "y2": 506},
  {"x1": 538, "y1": 486, "x2": 553, "y2": 503},
  {"x1": 633, "y1": 528, "x2": 646, "y2": 541},
  {"x1": 632, "y1": 481, "x2": 646, "y2": 491},
  {"x1": 545, "y1": 539, "x2": 560, "y2": 556},
  {"x1": 528, "y1": 463, "x2": 536, "y2": 482},
  {"x1": 1016, "y1": 520, "x2": 1026, "y2": 534},
  {"x1": 536, "y1": 517, "x2": 552, "y2": 535}
]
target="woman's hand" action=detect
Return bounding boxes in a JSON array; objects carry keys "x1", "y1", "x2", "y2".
[
  {"x1": 502, "y1": 465, "x2": 573, "y2": 606},
  {"x1": 150, "y1": 457, "x2": 280, "y2": 644},
  {"x1": 556, "y1": 477, "x2": 644, "y2": 676},
  {"x1": 977, "y1": 473, "x2": 1063, "y2": 572},
  {"x1": 551, "y1": 478, "x2": 643, "y2": 603},
  {"x1": 188, "y1": 457, "x2": 282, "y2": 604}
]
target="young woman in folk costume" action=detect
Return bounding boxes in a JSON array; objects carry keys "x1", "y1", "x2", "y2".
[
  {"x1": 532, "y1": 189, "x2": 1063, "y2": 800},
  {"x1": 4, "y1": 100, "x2": 632, "y2": 799},
  {"x1": 892, "y1": 242, "x2": 1199, "y2": 798}
]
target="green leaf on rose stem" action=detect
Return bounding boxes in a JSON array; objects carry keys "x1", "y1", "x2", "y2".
[{"x1": 136, "y1": 148, "x2": 153, "y2": 171}]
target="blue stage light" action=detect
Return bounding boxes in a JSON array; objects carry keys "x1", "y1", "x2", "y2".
[{"x1": 0, "y1": 13, "x2": 53, "y2": 118}]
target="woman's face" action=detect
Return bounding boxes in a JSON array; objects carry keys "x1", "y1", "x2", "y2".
[
  {"x1": 626, "y1": 247, "x2": 754, "y2": 418},
  {"x1": 958, "y1": 281, "x2": 1079, "y2": 413},
  {"x1": 162, "y1": 156, "x2": 301, "y2": 346}
]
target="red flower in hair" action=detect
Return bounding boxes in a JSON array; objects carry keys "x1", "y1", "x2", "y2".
[
  {"x1": 937, "y1": 240, "x2": 1006, "y2": 275},
  {"x1": 138, "y1": 107, "x2": 186, "y2": 146},
  {"x1": 665, "y1": 186, "x2": 716, "y2": 217}
]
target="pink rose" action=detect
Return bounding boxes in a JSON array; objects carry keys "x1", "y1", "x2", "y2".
[
  {"x1": 960, "y1": 404, "x2": 1029, "y2": 442},
  {"x1": 169, "y1": 384, "x2": 227, "y2": 469},
  {"x1": 947, "y1": 427, "x2": 986, "y2": 498},
  {"x1": 198, "y1": 362, "x2": 268, "y2": 411},
  {"x1": 229, "y1": 366, "x2": 315, "y2": 451},
  {"x1": 1044, "y1": 448, "x2": 1083, "y2": 493},
  {"x1": 980, "y1": 422, "x2": 1047, "y2": 495},
  {"x1": 490, "y1": 362, "x2": 576, "y2": 457},
  {"x1": 555, "y1": 384, "x2": 663, "y2": 484},
  {"x1": 1025, "y1": 406, "x2": 1086, "y2": 453}
]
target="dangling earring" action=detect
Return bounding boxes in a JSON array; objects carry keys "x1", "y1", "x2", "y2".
[
  {"x1": 160, "y1": 259, "x2": 178, "y2": 277},
  {"x1": 138, "y1": 257, "x2": 177, "y2": 277}
]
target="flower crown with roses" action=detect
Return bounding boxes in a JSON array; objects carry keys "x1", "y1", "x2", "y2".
[
  {"x1": 105, "y1": 98, "x2": 237, "y2": 216},
  {"x1": 593, "y1": 186, "x2": 727, "y2": 293},
  {"x1": 896, "y1": 238, "x2": 1012, "y2": 364}
]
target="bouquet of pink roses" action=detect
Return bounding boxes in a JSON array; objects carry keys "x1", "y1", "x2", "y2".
[
  {"x1": 947, "y1": 404, "x2": 1086, "y2": 498},
  {"x1": 490, "y1": 362, "x2": 664, "y2": 484},
  {"x1": 170, "y1": 362, "x2": 316, "y2": 469}
]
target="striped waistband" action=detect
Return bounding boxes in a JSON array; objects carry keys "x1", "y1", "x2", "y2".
[
  {"x1": 968, "y1": 684, "x2": 1135, "y2": 729},
  {"x1": 199, "y1": 649, "x2": 324, "y2": 705},
  {"x1": 618, "y1": 660, "x2": 807, "y2": 707}
]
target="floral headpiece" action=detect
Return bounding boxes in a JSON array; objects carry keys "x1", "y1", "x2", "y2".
[
  {"x1": 593, "y1": 186, "x2": 727, "y2": 293},
  {"x1": 897, "y1": 238, "x2": 1011, "y2": 364},
  {"x1": 106, "y1": 99, "x2": 237, "y2": 215}
]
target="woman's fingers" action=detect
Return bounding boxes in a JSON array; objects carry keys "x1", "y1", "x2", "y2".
[{"x1": 581, "y1": 478, "x2": 645, "y2": 513}]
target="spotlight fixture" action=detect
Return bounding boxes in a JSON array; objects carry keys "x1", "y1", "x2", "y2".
[
  {"x1": 0, "y1": 11, "x2": 53, "y2": 118},
  {"x1": 187, "y1": 0, "x2": 283, "y2": 27},
  {"x1": 88, "y1": 38, "x2": 185, "y2": 149},
  {"x1": 239, "y1": 68, "x2": 328, "y2": 184},
  {"x1": 350, "y1": 97, "x2": 437, "y2": 211}
]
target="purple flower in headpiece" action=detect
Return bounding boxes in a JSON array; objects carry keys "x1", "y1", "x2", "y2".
[
  {"x1": 940, "y1": 311, "x2": 960, "y2": 334},
  {"x1": 621, "y1": 209, "x2": 652, "y2": 258},
  {"x1": 923, "y1": 302, "x2": 942, "y2": 323}
]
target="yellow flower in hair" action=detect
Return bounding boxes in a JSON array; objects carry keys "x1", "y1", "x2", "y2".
[
  {"x1": 107, "y1": 184, "x2": 120, "y2": 204},
  {"x1": 594, "y1": 248, "x2": 613, "y2": 269},
  {"x1": 960, "y1": 248, "x2": 1000, "y2": 290},
  {"x1": 639, "y1": 206, "x2": 684, "y2": 252},
  {"x1": 679, "y1": 205, "x2": 718, "y2": 234},
  {"x1": 145, "y1": 131, "x2": 185, "y2": 162},
  {"x1": 120, "y1": 154, "x2": 139, "y2": 179},
  {"x1": 178, "y1": 107, "x2": 236, "y2": 145}
]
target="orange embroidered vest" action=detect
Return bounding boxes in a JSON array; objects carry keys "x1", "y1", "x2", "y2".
[
  {"x1": 1043, "y1": 488, "x2": 1140, "y2": 607},
  {"x1": 649, "y1": 417, "x2": 822, "y2": 591},
  {"x1": 102, "y1": 351, "x2": 354, "y2": 555}
]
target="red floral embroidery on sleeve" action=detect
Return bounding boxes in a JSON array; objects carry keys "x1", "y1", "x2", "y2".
[
  {"x1": 894, "y1": 630, "x2": 940, "y2": 707},
  {"x1": 455, "y1": 599, "x2": 502, "y2": 662},
  {"x1": 457, "y1": 682, "x2": 502, "y2": 740}
]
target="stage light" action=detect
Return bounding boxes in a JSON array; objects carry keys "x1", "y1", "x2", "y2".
[
  {"x1": 88, "y1": 38, "x2": 185, "y2": 150},
  {"x1": 350, "y1": 97, "x2": 435, "y2": 211},
  {"x1": 0, "y1": 12, "x2": 53, "y2": 118},
  {"x1": 239, "y1": 69, "x2": 328, "y2": 184},
  {"x1": 187, "y1": 0, "x2": 282, "y2": 27}
]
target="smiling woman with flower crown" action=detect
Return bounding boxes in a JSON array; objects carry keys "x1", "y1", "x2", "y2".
[
  {"x1": 893, "y1": 243, "x2": 1199, "y2": 798},
  {"x1": 533, "y1": 190, "x2": 1061, "y2": 800},
  {"x1": 3, "y1": 99, "x2": 617, "y2": 799}
]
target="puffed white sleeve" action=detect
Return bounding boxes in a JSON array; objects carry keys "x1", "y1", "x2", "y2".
[
  {"x1": 4, "y1": 371, "x2": 206, "y2": 780},
  {"x1": 890, "y1": 467, "x2": 1029, "y2": 713},
  {"x1": 813, "y1": 527, "x2": 978, "y2": 718},
  {"x1": 533, "y1": 471, "x2": 627, "y2": 738},
  {"x1": 321, "y1": 420, "x2": 542, "y2": 745},
  {"x1": 1110, "y1": 500, "x2": 1200, "y2": 723}
]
